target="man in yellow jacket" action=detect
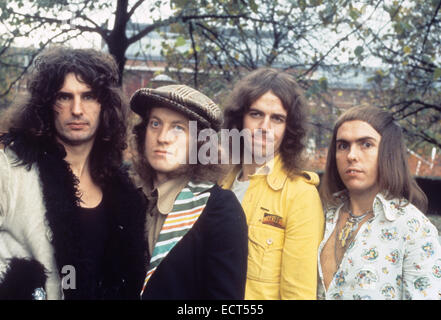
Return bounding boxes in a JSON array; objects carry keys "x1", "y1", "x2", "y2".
[{"x1": 221, "y1": 68, "x2": 324, "y2": 300}]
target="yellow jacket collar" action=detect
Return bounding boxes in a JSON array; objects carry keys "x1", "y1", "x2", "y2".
[
  {"x1": 221, "y1": 154, "x2": 320, "y2": 191},
  {"x1": 264, "y1": 155, "x2": 287, "y2": 191}
]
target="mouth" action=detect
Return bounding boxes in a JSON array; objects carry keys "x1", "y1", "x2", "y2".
[
  {"x1": 67, "y1": 122, "x2": 88, "y2": 129},
  {"x1": 154, "y1": 150, "x2": 171, "y2": 156},
  {"x1": 251, "y1": 135, "x2": 274, "y2": 143},
  {"x1": 345, "y1": 168, "x2": 363, "y2": 175}
]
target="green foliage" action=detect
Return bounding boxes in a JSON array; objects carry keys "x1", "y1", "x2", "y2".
[
  {"x1": 433, "y1": 68, "x2": 441, "y2": 80},
  {"x1": 0, "y1": 0, "x2": 439, "y2": 150},
  {"x1": 0, "y1": 45, "x2": 29, "y2": 109}
]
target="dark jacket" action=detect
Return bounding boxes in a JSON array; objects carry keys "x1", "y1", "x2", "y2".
[
  {"x1": 141, "y1": 185, "x2": 248, "y2": 300},
  {"x1": 0, "y1": 133, "x2": 147, "y2": 300}
]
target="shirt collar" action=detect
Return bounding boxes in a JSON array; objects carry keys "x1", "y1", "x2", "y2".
[
  {"x1": 247, "y1": 154, "x2": 287, "y2": 191},
  {"x1": 228, "y1": 155, "x2": 286, "y2": 190},
  {"x1": 264, "y1": 155, "x2": 288, "y2": 190},
  {"x1": 220, "y1": 154, "x2": 289, "y2": 191},
  {"x1": 331, "y1": 190, "x2": 404, "y2": 222},
  {"x1": 254, "y1": 157, "x2": 274, "y2": 175},
  {"x1": 141, "y1": 176, "x2": 189, "y2": 215}
]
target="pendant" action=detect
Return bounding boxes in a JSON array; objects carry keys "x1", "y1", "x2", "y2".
[{"x1": 338, "y1": 220, "x2": 354, "y2": 247}]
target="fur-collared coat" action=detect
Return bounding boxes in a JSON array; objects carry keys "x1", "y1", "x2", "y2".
[{"x1": 0, "y1": 137, "x2": 147, "y2": 300}]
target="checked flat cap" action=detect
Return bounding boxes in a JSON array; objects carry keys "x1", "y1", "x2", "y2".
[{"x1": 130, "y1": 85, "x2": 223, "y2": 131}]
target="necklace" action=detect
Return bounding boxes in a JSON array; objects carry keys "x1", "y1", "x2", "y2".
[{"x1": 337, "y1": 207, "x2": 373, "y2": 248}]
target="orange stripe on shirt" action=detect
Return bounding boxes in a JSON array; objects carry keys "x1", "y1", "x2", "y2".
[{"x1": 162, "y1": 217, "x2": 202, "y2": 231}]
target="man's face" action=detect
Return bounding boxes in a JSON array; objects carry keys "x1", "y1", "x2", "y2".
[
  {"x1": 336, "y1": 120, "x2": 382, "y2": 198},
  {"x1": 53, "y1": 73, "x2": 101, "y2": 147},
  {"x1": 145, "y1": 107, "x2": 190, "y2": 184},
  {"x1": 242, "y1": 91, "x2": 287, "y2": 161}
]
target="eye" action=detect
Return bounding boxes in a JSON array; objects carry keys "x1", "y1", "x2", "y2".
[
  {"x1": 362, "y1": 141, "x2": 373, "y2": 148},
  {"x1": 336, "y1": 142, "x2": 348, "y2": 150},
  {"x1": 248, "y1": 110, "x2": 262, "y2": 118},
  {"x1": 272, "y1": 115, "x2": 285, "y2": 123},
  {"x1": 149, "y1": 120, "x2": 160, "y2": 128},
  {"x1": 172, "y1": 125, "x2": 185, "y2": 133},
  {"x1": 83, "y1": 93, "x2": 97, "y2": 101},
  {"x1": 56, "y1": 93, "x2": 71, "y2": 101}
]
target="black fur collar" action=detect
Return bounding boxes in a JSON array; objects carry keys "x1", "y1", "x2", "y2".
[
  {"x1": 37, "y1": 152, "x2": 148, "y2": 299},
  {"x1": 4, "y1": 133, "x2": 147, "y2": 299},
  {"x1": 36, "y1": 151, "x2": 82, "y2": 299}
]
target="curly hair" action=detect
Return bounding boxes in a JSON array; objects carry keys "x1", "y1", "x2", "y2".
[
  {"x1": 320, "y1": 106, "x2": 428, "y2": 213},
  {"x1": 223, "y1": 67, "x2": 308, "y2": 177},
  {"x1": 0, "y1": 46, "x2": 128, "y2": 186}
]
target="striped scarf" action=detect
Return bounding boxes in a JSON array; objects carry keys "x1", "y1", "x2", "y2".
[{"x1": 140, "y1": 181, "x2": 214, "y2": 297}]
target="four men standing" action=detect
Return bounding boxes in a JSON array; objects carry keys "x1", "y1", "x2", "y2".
[{"x1": 0, "y1": 46, "x2": 439, "y2": 300}]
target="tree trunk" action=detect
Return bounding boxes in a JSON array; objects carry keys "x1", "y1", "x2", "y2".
[{"x1": 106, "y1": 0, "x2": 129, "y2": 86}]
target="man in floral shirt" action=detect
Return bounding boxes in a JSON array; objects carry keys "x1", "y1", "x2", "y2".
[{"x1": 318, "y1": 106, "x2": 441, "y2": 300}]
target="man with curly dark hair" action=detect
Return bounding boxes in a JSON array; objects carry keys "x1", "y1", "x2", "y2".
[
  {"x1": 0, "y1": 47, "x2": 147, "y2": 300},
  {"x1": 221, "y1": 68, "x2": 324, "y2": 299}
]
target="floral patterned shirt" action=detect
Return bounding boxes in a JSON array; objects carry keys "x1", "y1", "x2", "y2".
[{"x1": 318, "y1": 192, "x2": 441, "y2": 300}]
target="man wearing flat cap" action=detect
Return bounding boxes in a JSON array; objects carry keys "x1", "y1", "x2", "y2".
[{"x1": 130, "y1": 85, "x2": 248, "y2": 300}]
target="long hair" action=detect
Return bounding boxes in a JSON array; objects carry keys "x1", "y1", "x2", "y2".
[
  {"x1": 223, "y1": 67, "x2": 308, "y2": 176},
  {"x1": 131, "y1": 108, "x2": 225, "y2": 185},
  {"x1": 0, "y1": 46, "x2": 128, "y2": 186},
  {"x1": 320, "y1": 105, "x2": 428, "y2": 212}
]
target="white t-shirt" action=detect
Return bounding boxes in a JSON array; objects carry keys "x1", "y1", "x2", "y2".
[
  {"x1": 230, "y1": 169, "x2": 250, "y2": 204},
  {"x1": 230, "y1": 163, "x2": 272, "y2": 203}
]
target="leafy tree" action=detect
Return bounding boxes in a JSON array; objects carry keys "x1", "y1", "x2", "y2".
[
  {"x1": 161, "y1": 0, "x2": 440, "y2": 150},
  {"x1": 0, "y1": 0, "x2": 439, "y2": 150},
  {"x1": 338, "y1": 0, "x2": 441, "y2": 150},
  {"x1": 0, "y1": 0, "x2": 250, "y2": 92}
]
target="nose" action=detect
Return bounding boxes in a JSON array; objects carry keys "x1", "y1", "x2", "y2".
[
  {"x1": 157, "y1": 127, "x2": 174, "y2": 144},
  {"x1": 260, "y1": 115, "x2": 272, "y2": 131},
  {"x1": 347, "y1": 145, "x2": 358, "y2": 162},
  {"x1": 71, "y1": 97, "x2": 83, "y2": 116}
]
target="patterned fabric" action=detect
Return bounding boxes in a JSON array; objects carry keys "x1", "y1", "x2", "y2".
[
  {"x1": 318, "y1": 192, "x2": 441, "y2": 300},
  {"x1": 140, "y1": 181, "x2": 213, "y2": 296}
]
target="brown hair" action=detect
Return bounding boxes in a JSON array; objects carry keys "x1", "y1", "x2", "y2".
[
  {"x1": 223, "y1": 67, "x2": 308, "y2": 176},
  {"x1": 320, "y1": 105, "x2": 428, "y2": 212},
  {"x1": 0, "y1": 46, "x2": 128, "y2": 186}
]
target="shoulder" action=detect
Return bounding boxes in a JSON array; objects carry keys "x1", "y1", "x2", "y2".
[
  {"x1": 378, "y1": 195, "x2": 425, "y2": 222},
  {"x1": 199, "y1": 185, "x2": 247, "y2": 238},
  {"x1": 0, "y1": 147, "x2": 17, "y2": 165},
  {"x1": 204, "y1": 184, "x2": 245, "y2": 218},
  {"x1": 379, "y1": 196, "x2": 438, "y2": 237},
  {"x1": 0, "y1": 148, "x2": 9, "y2": 168},
  {"x1": 206, "y1": 184, "x2": 240, "y2": 206},
  {"x1": 291, "y1": 170, "x2": 320, "y2": 186},
  {"x1": 0, "y1": 149, "x2": 11, "y2": 192},
  {"x1": 284, "y1": 170, "x2": 321, "y2": 197},
  {"x1": 401, "y1": 202, "x2": 436, "y2": 232},
  {"x1": 0, "y1": 148, "x2": 29, "y2": 181}
]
